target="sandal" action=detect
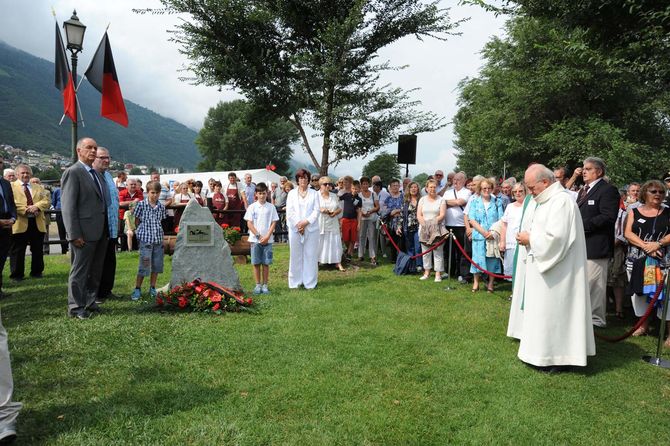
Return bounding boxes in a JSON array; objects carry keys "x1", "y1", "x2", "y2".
[
  {"x1": 487, "y1": 287, "x2": 494, "y2": 294},
  {"x1": 615, "y1": 311, "x2": 625, "y2": 320},
  {"x1": 471, "y1": 286, "x2": 479, "y2": 292},
  {"x1": 632, "y1": 327, "x2": 648, "y2": 337}
]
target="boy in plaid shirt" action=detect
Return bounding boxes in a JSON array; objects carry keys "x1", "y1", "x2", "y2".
[{"x1": 131, "y1": 181, "x2": 167, "y2": 300}]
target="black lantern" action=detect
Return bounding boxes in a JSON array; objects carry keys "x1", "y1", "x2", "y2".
[{"x1": 63, "y1": 10, "x2": 86, "y2": 52}]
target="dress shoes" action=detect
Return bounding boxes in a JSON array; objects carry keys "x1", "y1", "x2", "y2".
[
  {"x1": 105, "y1": 293, "x2": 122, "y2": 300},
  {"x1": 87, "y1": 303, "x2": 102, "y2": 313},
  {"x1": 0, "y1": 291, "x2": 11, "y2": 299},
  {"x1": 29, "y1": 273, "x2": 43, "y2": 278},
  {"x1": 68, "y1": 309, "x2": 92, "y2": 320},
  {"x1": 9, "y1": 277, "x2": 23, "y2": 282}
]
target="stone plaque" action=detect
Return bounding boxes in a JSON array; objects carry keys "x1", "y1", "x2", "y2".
[{"x1": 184, "y1": 223, "x2": 213, "y2": 246}]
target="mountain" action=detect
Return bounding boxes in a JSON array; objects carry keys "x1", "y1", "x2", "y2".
[{"x1": 0, "y1": 41, "x2": 200, "y2": 169}]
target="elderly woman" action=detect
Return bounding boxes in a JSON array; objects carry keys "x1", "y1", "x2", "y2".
[
  {"x1": 467, "y1": 178, "x2": 504, "y2": 292},
  {"x1": 417, "y1": 179, "x2": 447, "y2": 281},
  {"x1": 499, "y1": 182, "x2": 527, "y2": 278},
  {"x1": 384, "y1": 179, "x2": 404, "y2": 261},
  {"x1": 286, "y1": 169, "x2": 321, "y2": 289},
  {"x1": 317, "y1": 176, "x2": 345, "y2": 271},
  {"x1": 624, "y1": 179, "x2": 670, "y2": 346}
]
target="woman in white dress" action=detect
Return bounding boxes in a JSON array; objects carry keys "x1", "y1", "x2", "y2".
[
  {"x1": 498, "y1": 182, "x2": 527, "y2": 278},
  {"x1": 317, "y1": 176, "x2": 345, "y2": 271},
  {"x1": 286, "y1": 169, "x2": 321, "y2": 289}
]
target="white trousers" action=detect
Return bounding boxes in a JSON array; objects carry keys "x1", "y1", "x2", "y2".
[
  {"x1": 422, "y1": 243, "x2": 444, "y2": 272},
  {"x1": 587, "y1": 258, "x2": 609, "y2": 327},
  {"x1": 288, "y1": 230, "x2": 319, "y2": 289},
  {"x1": 358, "y1": 219, "x2": 378, "y2": 259},
  {"x1": 0, "y1": 310, "x2": 21, "y2": 431}
]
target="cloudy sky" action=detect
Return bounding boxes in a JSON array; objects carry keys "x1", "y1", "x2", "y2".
[{"x1": 0, "y1": 0, "x2": 506, "y2": 177}]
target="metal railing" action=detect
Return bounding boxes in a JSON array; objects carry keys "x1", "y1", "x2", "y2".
[{"x1": 42, "y1": 207, "x2": 289, "y2": 252}]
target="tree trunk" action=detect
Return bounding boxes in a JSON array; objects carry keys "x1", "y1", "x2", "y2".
[{"x1": 288, "y1": 115, "x2": 321, "y2": 172}]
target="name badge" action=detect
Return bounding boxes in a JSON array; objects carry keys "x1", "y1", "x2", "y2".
[
  {"x1": 638, "y1": 218, "x2": 646, "y2": 223},
  {"x1": 587, "y1": 200, "x2": 595, "y2": 205}
]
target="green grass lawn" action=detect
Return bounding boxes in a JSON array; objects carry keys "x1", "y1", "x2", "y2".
[{"x1": 2, "y1": 245, "x2": 670, "y2": 445}]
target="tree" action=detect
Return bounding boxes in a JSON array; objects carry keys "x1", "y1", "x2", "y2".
[
  {"x1": 452, "y1": 16, "x2": 670, "y2": 184},
  {"x1": 137, "y1": 0, "x2": 460, "y2": 175},
  {"x1": 196, "y1": 100, "x2": 298, "y2": 175},
  {"x1": 362, "y1": 152, "x2": 401, "y2": 183},
  {"x1": 412, "y1": 172, "x2": 429, "y2": 186},
  {"x1": 129, "y1": 167, "x2": 143, "y2": 175}
]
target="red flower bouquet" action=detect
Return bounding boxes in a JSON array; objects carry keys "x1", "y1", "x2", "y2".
[{"x1": 155, "y1": 279, "x2": 254, "y2": 314}]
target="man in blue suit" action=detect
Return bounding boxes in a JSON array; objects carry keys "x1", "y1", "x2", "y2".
[
  {"x1": 0, "y1": 158, "x2": 17, "y2": 299},
  {"x1": 0, "y1": 158, "x2": 20, "y2": 444}
]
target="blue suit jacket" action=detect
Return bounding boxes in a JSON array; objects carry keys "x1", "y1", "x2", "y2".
[{"x1": 0, "y1": 178, "x2": 17, "y2": 221}]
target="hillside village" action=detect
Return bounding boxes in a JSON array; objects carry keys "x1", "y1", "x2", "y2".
[{"x1": 0, "y1": 143, "x2": 180, "y2": 179}]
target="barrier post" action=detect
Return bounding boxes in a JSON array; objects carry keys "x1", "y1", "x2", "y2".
[
  {"x1": 642, "y1": 272, "x2": 670, "y2": 368},
  {"x1": 444, "y1": 231, "x2": 456, "y2": 291}
]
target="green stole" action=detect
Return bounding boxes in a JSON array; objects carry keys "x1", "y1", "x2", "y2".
[{"x1": 512, "y1": 195, "x2": 533, "y2": 310}]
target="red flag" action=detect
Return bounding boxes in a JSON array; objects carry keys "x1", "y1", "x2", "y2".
[
  {"x1": 84, "y1": 32, "x2": 128, "y2": 127},
  {"x1": 54, "y1": 23, "x2": 76, "y2": 122}
]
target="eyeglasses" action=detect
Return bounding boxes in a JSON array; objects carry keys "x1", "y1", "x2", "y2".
[
  {"x1": 96, "y1": 156, "x2": 110, "y2": 160},
  {"x1": 513, "y1": 190, "x2": 525, "y2": 194},
  {"x1": 647, "y1": 190, "x2": 664, "y2": 195},
  {"x1": 435, "y1": 174, "x2": 443, "y2": 177}
]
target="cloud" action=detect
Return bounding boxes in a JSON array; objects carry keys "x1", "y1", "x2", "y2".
[{"x1": 0, "y1": 0, "x2": 505, "y2": 175}]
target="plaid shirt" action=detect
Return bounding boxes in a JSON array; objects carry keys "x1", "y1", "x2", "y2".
[{"x1": 134, "y1": 199, "x2": 167, "y2": 244}]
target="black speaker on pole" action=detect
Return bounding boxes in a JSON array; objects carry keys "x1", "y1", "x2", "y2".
[{"x1": 397, "y1": 134, "x2": 417, "y2": 164}]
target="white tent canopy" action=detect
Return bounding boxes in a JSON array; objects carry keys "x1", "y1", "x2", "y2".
[{"x1": 134, "y1": 168, "x2": 284, "y2": 191}]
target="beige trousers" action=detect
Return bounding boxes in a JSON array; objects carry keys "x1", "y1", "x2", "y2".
[{"x1": 587, "y1": 258, "x2": 609, "y2": 327}]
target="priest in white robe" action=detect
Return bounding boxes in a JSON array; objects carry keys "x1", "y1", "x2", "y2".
[{"x1": 511, "y1": 164, "x2": 596, "y2": 369}]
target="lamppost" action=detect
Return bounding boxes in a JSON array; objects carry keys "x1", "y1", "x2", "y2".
[{"x1": 63, "y1": 10, "x2": 86, "y2": 162}]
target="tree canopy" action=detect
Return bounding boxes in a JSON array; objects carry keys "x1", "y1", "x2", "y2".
[
  {"x1": 452, "y1": 13, "x2": 670, "y2": 184},
  {"x1": 362, "y1": 152, "x2": 401, "y2": 183},
  {"x1": 196, "y1": 100, "x2": 297, "y2": 175},
  {"x1": 137, "y1": 0, "x2": 460, "y2": 175}
]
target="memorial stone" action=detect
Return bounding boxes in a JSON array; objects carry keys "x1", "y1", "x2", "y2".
[{"x1": 171, "y1": 200, "x2": 243, "y2": 291}]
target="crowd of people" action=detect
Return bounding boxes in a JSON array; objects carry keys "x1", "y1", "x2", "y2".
[{"x1": 2, "y1": 139, "x2": 670, "y2": 441}]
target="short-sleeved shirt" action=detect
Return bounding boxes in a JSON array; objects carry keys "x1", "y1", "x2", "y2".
[
  {"x1": 134, "y1": 199, "x2": 167, "y2": 244},
  {"x1": 118, "y1": 189, "x2": 144, "y2": 219},
  {"x1": 244, "y1": 182, "x2": 256, "y2": 205},
  {"x1": 244, "y1": 201, "x2": 280, "y2": 243},
  {"x1": 339, "y1": 192, "x2": 362, "y2": 219},
  {"x1": 445, "y1": 187, "x2": 472, "y2": 227}
]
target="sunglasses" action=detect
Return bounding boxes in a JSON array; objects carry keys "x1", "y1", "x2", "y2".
[{"x1": 647, "y1": 190, "x2": 664, "y2": 195}]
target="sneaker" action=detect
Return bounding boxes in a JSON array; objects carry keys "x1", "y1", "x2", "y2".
[
  {"x1": 434, "y1": 275, "x2": 442, "y2": 282},
  {"x1": 457, "y1": 276, "x2": 467, "y2": 284},
  {"x1": 370, "y1": 258, "x2": 377, "y2": 266},
  {"x1": 131, "y1": 288, "x2": 141, "y2": 301},
  {"x1": 149, "y1": 287, "x2": 157, "y2": 298},
  {"x1": 261, "y1": 284, "x2": 270, "y2": 294},
  {"x1": 253, "y1": 284, "x2": 262, "y2": 295},
  {"x1": 419, "y1": 274, "x2": 429, "y2": 281},
  {"x1": 416, "y1": 266, "x2": 423, "y2": 273}
]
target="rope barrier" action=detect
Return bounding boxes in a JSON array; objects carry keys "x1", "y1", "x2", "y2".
[
  {"x1": 385, "y1": 220, "x2": 663, "y2": 345},
  {"x1": 380, "y1": 223, "x2": 446, "y2": 259},
  {"x1": 450, "y1": 232, "x2": 512, "y2": 280},
  {"x1": 594, "y1": 276, "x2": 665, "y2": 343}
]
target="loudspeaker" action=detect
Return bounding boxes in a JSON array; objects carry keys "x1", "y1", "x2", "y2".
[{"x1": 397, "y1": 135, "x2": 417, "y2": 164}]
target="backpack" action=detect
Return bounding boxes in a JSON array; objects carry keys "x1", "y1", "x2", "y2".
[{"x1": 393, "y1": 251, "x2": 416, "y2": 275}]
